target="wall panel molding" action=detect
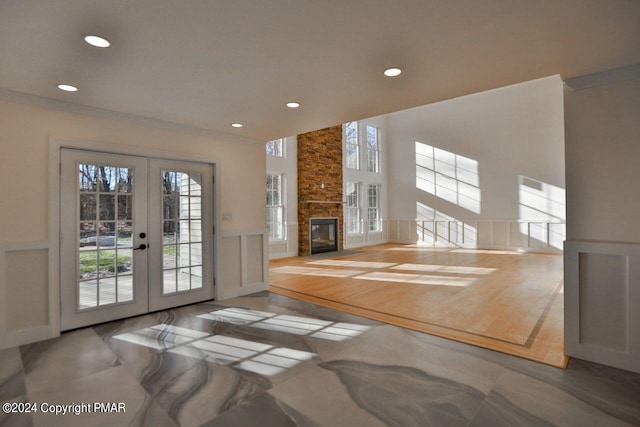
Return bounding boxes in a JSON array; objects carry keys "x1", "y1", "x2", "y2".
[
  {"x1": 219, "y1": 229, "x2": 269, "y2": 300},
  {"x1": 268, "y1": 223, "x2": 299, "y2": 259},
  {"x1": 344, "y1": 220, "x2": 389, "y2": 249},
  {"x1": 565, "y1": 240, "x2": 640, "y2": 373},
  {"x1": 0, "y1": 241, "x2": 57, "y2": 349},
  {"x1": 385, "y1": 219, "x2": 564, "y2": 253}
]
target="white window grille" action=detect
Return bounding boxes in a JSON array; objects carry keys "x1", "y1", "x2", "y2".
[
  {"x1": 368, "y1": 184, "x2": 381, "y2": 231},
  {"x1": 266, "y1": 138, "x2": 285, "y2": 158},
  {"x1": 266, "y1": 173, "x2": 285, "y2": 240},
  {"x1": 345, "y1": 182, "x2": 362, "y2": 234},
  {"x1": 345, "y1": 122, "x2": 360, "y2": 170},
  {"x1": 367, "y1": 125, "x2": 380, "y2": 173}
]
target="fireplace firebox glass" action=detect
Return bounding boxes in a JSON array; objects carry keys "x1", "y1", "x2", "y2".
[{"x1": 310, "y1": 218, "x2": 338, "y2": 254}]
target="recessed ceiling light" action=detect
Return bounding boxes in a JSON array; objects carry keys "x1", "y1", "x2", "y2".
[
  {"x1": 384, "y1": 67, "x2": 402, "y2": 77},
  {"x1": 57, "y1": 84, "x2": 78, "y2": 92},
  {"x1": 84, "y1": 35, "x2": 110, "y2": 48},
  {"x1": 286, "y1": 102, "x2": 300, "y2": 108},
  {"x1": 231, "y1": 123, "x2": 243, "y2": 128}
]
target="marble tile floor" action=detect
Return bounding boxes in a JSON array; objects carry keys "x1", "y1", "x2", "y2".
[{"x1": 1, "y1": 291, "x2": 639, "y2": 426}]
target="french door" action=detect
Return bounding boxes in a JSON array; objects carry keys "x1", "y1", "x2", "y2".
[{"x1": 60, "y1": 149, "x2": 214, "y2": 330}]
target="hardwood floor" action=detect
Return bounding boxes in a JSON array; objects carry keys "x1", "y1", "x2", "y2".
[{"x1": 269, "y1": 244, "x2": 568, "y2": 368}]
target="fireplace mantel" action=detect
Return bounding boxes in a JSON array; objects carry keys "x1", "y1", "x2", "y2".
[{"x1": 303, "y1": 200, "x2": 344, "y2": 204}]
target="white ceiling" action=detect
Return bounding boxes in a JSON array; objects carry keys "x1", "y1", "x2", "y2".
[{"x1": 1, "y1": 1, "x2": 639, "y2": 142}]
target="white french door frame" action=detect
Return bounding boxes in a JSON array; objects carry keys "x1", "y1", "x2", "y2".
[
  {"x1": 49, "y1": 138, "x2": 221, "y2": 335},
  {"x1": 148, "y1": 158, "x2": 214, "y2": 312},
  {"x1": 60, "y1": 150, "x2": 150, "y2": 330}
]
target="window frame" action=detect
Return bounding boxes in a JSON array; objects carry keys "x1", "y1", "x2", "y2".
[
  {"x1": 266, "y1": 172, "x2": 286, "y2": 241},
  {"x1": 345, "y1": 181, "x2": 362, "y2": 234},
  {"x1": 266, "y1": 138, "x2": 285, "y2": 158},
  {"x1": 366, "y1": 125, "x2": 380, "y2": 173},
  {"x1": 344, "y1": 122, "x2": 360, "y2": 170},
  {"x1": 367, "y1": 184, "x2": 381, "y2": 232}
]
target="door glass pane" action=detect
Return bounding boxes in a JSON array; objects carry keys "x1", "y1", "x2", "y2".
[
  {"x1": 177, "y1": 268, "x2": 191, "y2": 291},
  {"x1": 178, "y1": 221, "x2": 190, "y2": 243},
  {"x1": 79, "y1": 164, "x2": 99, "y2": 191},
  {"x1": 189, "y1": 220, "x2": 202, "y2": 243},
  {"x1": 162, "y1": 171, "x2": 176, "y2": 194},
  {"x1": 176, "y1": 173, "x2": 186, "y2": 195},
  {"x1": 190, "y1": 243, "x2": 201, "y2": 265},
  {"x1": 79, "y1": 280, "x2": 98, "y2": 309},
  {"x1": 117, "y1": 168, "x2": 133, "y2": 193},
  {"x1": 177, "y1": 244, "x2": 190, "y2": 268},
  {"x1": 163, "y1": 270, "x2": 177, "y2": 294},
  {"x1": 163, "y1": 245, "x2": 177, "y2": 269},
  {"x1": 99, "y1": 249, "x2": 117, "y2": 278},
  {"x1": 189, "y1": 174, "x2": 202, "y2": 196},
  {"x1": 118, "y1": 195, "x2": 133, "y2": 220},
  {"x1": 163, "y1": 220, "x2": 177, "y2": 244},
  {"x1": 80, "y1": 194, "x2": 97, "y2": 220},
  {"x1": 98, "y1": 222, "x2": 116, "y2": 247},
  {"x1": 118, "y1": 275, "x2": 134, "y2": 302},
  {"x1": 100, "y1": 277, "x2": 117, "y2": 305},
  {"x1": 163, "y1": 196, "x2": 178, "y2": 219},
  {"x1": 80, "y1": 222, "x2": 97, "y2": 247},
  {"x1": 77, "y1": 163, "x2": 135, "y2": 310},
  {"x1": 190, "y1": 197, "x2": 202, "y2": 219},
  {"x1": 117, "y1": 222, "x2": 133, "y2": 247},
  {"x1": 179, "y1": 196, "x2": 190, "y2": 218},
  {"x1": 79, "y1": 251, "x2": 98, "y2": 281},
  {"x1": 118, "y1": 248, "x2": 133, "y2": 276},
  {"x1": 161, "y1": 169, "x2": 205, "y2": 295},
  {"x1": 99, "y1": 195, "x2": 116, "y2": 220},
  {"x1": 191, "y1": 266, "x2": 203, "y2": 289},
  {"x1": 99, "y1": 167, "x2": 117, "y2": 192}
]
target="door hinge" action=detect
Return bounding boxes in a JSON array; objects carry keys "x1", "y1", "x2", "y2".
[
  {"x1": 59, "y1": 162, "x2": 62, "y2": 175},
  {"x1": 212, "y1": 226, "x2": 215, "y2": 235}
]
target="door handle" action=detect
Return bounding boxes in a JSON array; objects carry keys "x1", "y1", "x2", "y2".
[{"x1": 134, "y1": 244, "x2": 148, "y2": 251}]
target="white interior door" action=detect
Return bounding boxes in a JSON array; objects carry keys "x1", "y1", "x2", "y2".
[{"x1": 60, "y1": 150, "x2": 214, "y2": 330}]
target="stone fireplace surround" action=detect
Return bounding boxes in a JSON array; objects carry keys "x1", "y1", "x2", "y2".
[{"x1": 297, "y1": 125, "x2": 343, "y2": 256}]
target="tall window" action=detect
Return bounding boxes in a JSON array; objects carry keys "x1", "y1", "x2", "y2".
[
  {"x1": 345, "y1": 182, "x2": 361, "y2": 234},
  {"x1": 368, "y1": 184, "x2": 381, "y2": 231},
  {"x1": 345, "y1": 122, "x2": 359, "y2": 170},
  {"x1": 266, "y1": 173, "x2": 285, "y2": 240},
  {"x1": 266, "y1": 138, "x2": 284, "y2": 157},
  {"x1": 367, "y1": 125, "x2": 380, "y2": 173}
]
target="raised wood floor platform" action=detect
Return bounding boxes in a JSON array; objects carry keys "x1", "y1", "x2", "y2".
[{"x1": 269, "y1": 244, "x2": 568, "y2": 368}]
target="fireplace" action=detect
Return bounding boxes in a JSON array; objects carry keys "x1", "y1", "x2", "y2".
[{"x1": 310, "y1": 218, "x2": 338, "y2": 254}]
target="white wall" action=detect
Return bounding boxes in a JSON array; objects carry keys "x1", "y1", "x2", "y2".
[
  {"x1": 564, "y1": 77, "x2": 640, "y2": 373},
  {"x1": 565, "y1": 78, "x2": 640, "y2": 243},
  {"x1": 385, "y1": 76, "x2": 565, "y2": 250},
  {"x1": 267, "y1": 136, "x2": 298, "y2": 259},
  {"x1": 0, "y1": 96, "x2": 268, "y2": 347},
  {"x1": 343, "y1": 116, "x2": 389, "y2": 249}
]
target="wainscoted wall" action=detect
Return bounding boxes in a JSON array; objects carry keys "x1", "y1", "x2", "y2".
[
  {"x1": 385, "y1": 219, "x2": 564, "y2": 253},
  {"x1": 297, "y1": 126, "x2": 344, "y2": 256},
  {"x1": 269, "y1": 223, "x2": 299, "y2": 259},
  {"x1": 565, "y1": 241, "x2": 640, "y2": 374},
  {"x1": 0, "y1": 241, "x2": 56, "y2": 349},
  {"x1": 344, "y1": 221, "x2": 389, "y2": 249},
  {"x1": 0, "y1": 97, "x2": 268, "y2": 348},
  {"x1": 219, "y1": 230, "x2": 269, "y2": 300}
]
